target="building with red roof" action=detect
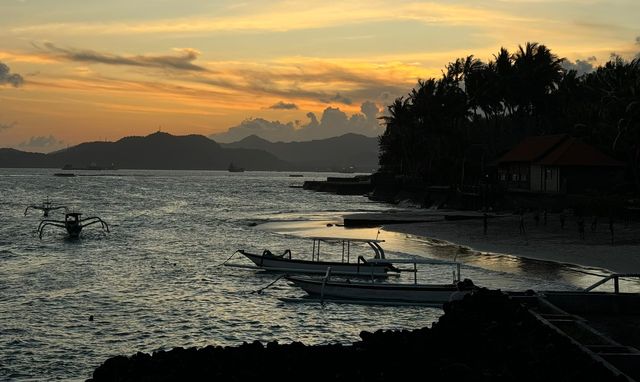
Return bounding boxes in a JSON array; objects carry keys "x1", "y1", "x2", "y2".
[{"x1": 497, "y1": 135, "x2": 625, "y2": 194}]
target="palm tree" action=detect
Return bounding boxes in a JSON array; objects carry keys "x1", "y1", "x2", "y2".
[
  {"x1": 379, "y1": 97, "x2": 412, "y2": 174},
  {"x1": 376, "y1": 42, "x2": 638, "y2": 193},
  {"x1": 512, "y1": 43, "x2": 565, "y2": 115},
  {"x1": 493, "y1": 47, "x2": 515, "y2": 116}
]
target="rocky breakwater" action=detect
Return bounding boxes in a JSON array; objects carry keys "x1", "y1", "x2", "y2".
[
  {"x1": 88, "y1": 289, "x2": 628, "y2": 381},
  {"x1": 302, "y1": 175, "x2": 372, "y2": 195}
]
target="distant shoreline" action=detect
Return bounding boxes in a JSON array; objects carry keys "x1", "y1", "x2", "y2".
[{"x1": 0, "y1": 167, "x2": 374, "y2": 174}]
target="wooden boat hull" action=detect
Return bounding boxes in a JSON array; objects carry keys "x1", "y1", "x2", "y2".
[
  {"x1": 286, "y1": 276, "x2": 470, "y2": 304},
  {"x1": 65, "y1": 222, "x2": 82, "y2": 238},
  {"x1": 239, "y1": 251, "x2": 391, "y2": 276}
]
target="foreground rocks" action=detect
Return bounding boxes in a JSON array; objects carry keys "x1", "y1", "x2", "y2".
[{"x1": 89, "y1": 289, "x2": 629, "y2": 381}]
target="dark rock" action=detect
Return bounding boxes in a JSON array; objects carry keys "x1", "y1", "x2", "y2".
[{"x1": 89, "y1": 288, "x2": 630, "y2": 382}]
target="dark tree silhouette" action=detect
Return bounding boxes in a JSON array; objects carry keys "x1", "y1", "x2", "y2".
[{"x1": 378, "y1": 42, "x2": 640, "y2": 193}]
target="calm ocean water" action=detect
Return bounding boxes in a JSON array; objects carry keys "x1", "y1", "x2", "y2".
[{"x1": 0, "y1": 169, "x2": 624, "y2": 380}]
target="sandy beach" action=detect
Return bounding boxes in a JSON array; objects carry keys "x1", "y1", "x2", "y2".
[{"x1": 377, "y1": 212, "x2": 640, "y2": 274}]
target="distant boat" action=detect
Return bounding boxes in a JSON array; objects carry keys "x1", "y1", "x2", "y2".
[
  {"x1": 338, "y1": 166, "x2": 356, "y2": 173},
  {"x1": 228, "y1": 163, "x2": 245, "y2": 172},
  {"x1": 289, "y1": 174, "x2": 304, "y2": 177},
  {"x1": 54, "y1": 173, "x2": 75, "y2": 177},
  {"x1": 61, "y1": 163, "x2": 117, "y2": 171}
]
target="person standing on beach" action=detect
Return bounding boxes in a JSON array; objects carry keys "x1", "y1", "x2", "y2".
[
  {"x1": 519, "y1": 210, "x2": 526, "y2": 234},
  {"x1": 577, "y1": 216, "x2": 585, "y2": 240},
  {"x1": 609, "y1": 216, "x2": 615, "y2": 245}
]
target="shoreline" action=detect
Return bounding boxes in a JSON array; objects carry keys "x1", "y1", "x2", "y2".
[{"x1": 372, "y1": 211, "x2": 640, "y2": 274}]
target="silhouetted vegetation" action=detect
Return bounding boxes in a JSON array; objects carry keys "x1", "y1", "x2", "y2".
[{"x1": 379, "y1": 42, "x2": 640, "y2": 192}]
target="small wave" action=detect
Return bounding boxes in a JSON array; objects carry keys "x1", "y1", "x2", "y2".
[{"x1": 0, "y1": 248, "x2": 15, "y2": 259}]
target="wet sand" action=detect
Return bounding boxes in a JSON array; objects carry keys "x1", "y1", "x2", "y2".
[{"x1": 381, "y1": 212, "x2": 640, "y2": 274}]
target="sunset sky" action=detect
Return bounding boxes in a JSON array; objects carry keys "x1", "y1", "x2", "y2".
[{"x1": 1, "y1": 0, "x2": 639, "y2": 151}]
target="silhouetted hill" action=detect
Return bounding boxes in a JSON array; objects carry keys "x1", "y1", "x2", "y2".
[
  {"x1": 0, "y1": 148, "x2": 48, "y2": 168},
  {"x1": 0, "y1": 132, "x2": 288, "y2": 170},
  {"x1": 221, "y1": 133, "x2": 379, "y2": 171}
]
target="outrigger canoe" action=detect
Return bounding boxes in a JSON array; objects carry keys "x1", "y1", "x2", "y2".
[
  {"x1": 229, "y1": 237, "x2": 398, "y2": 277},
  {"x1": 285, "y1": 258, "x2": 475, "y2": 305}
]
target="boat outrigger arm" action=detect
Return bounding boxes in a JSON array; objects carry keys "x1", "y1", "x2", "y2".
[{"x1": 24, "y1": 198, "x2": 68, "y2": 218}]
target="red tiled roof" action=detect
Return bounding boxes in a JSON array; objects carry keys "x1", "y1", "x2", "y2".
[
  {"x1": 498, "y1": 134, "x2": 568, "y2": 163},
  {"x1": 498, "y1": 134, "x2": 625, "y2": 167},
  {"x1": 536, "y1": 138, "x2": 625, "y2": 167}
]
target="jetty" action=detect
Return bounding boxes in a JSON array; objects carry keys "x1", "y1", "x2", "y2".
[
  {"x1": 302, "y1": 175, "x2": 372, "y2": 195},
  {"x1": 513, "y1": 285, "x2": 640, "y2": 380},
  {"x1": 343, "y1": 210, "x2": 494, "y2": 227}
]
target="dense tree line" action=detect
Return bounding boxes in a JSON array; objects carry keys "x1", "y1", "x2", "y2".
[{"x1": 378, "y1": 42, "x2": 640, "y2": 193}]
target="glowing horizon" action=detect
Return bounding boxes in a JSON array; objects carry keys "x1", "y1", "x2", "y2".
[{"x1": 1, "y1": 0, "x2": 638, "y2": 152}]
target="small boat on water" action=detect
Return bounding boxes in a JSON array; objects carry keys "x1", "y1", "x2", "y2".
[
  {"x1": 228, "y1": 163, "x2": 245, "y2": 172},
  {"x1": 285, "y1": 258, "x2": 475, "y2": 305},
  {"x1": 227, "y1": 237, "x2": 398, "y2": 277}
]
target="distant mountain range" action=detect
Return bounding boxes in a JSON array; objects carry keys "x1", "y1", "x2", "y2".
[
  {"x1": 0, "y1": 132, "x2": 286, "y2": 170},
  {"x1": 220, "y1": 133, "x2": 379, "y2": 172},
  {"x1": 0, "y1": 132, "x2": 380, "y2": 171}
]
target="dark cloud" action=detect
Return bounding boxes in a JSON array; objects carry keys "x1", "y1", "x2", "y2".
[
  {"x1": 268, "y1": 101, "x2": 298, "y2": 110},
  {"x1": 193, "y1": 62, "x2": 407, "y2": 110},
  {"x1": 213, "y1": 118, "x2": 296, "y2": 143},
  {"x1": 37, "y1": 43, "x2": 207, "y2": 72},
  {"x1": 211, "y1": 101, "x2": 383, "y2": 143},
  {"x1": 18, "y1": 135, "x2": 64, "y2": 150},
  {"x1": 562, "y1": 56, "x2": 597, "y2": 75},
  {"x1": 0, "y1": 62, "x2": 24, "y2": 87},
  {"x1": 0, "y1": 121, "x2": 17, "y2": 130},
  {"x1": 360, "y1": 101, "x2": 379, "y2": 122},
  {"x1": 319, "y1": 107, "x2": 349, "y2": 130},
  {"x1": 324, "y1": 92, "x2": 352, "y2": 105},
  {"x1": 306, "y1": 112, "x2": 319, "y2": 128}
]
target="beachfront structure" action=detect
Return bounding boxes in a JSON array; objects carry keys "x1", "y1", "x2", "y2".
[{"x1": 497, "y1": 135, "x2": 624, "y2": 194}]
